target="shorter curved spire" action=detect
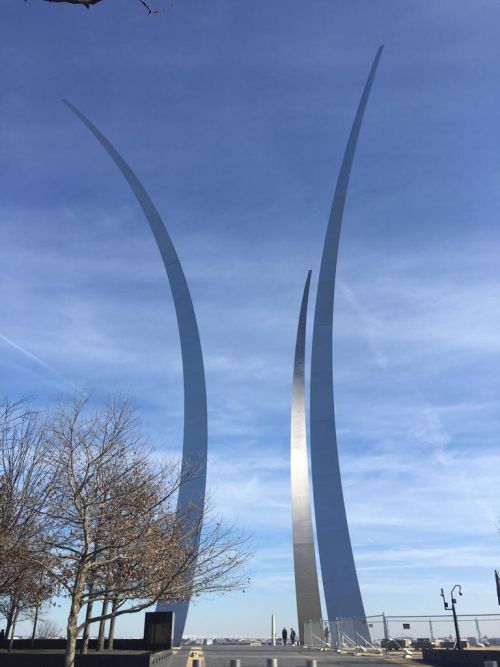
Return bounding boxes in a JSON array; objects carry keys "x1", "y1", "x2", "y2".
[{"x1": 291, "y1": 270, "x2": 322, "y2": 644}]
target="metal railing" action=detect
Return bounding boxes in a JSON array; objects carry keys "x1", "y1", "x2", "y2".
[{"x1": 304, "y1": 614, "x2": 500, "y2": 651}]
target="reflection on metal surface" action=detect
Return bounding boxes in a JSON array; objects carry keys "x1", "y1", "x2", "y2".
[
  {"x1": 64, "y1": 100, "x2": 207, "y2": 646},
  {"x1": 309, "y1": 47, "x2": 383, "y2": 640},
  {"x1": 291, "y1": 270, "x2": 322, "y2": 644}
]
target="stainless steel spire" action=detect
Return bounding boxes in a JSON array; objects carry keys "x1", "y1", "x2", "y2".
[
  {"x1": 290, "y1": 270, "x2": 322, "y2": 644},
  {"x1": 309, "y1": 47, "x2": 383, "y2": 641},
  {"x1": 64, "y1": 100, "x2": 207, "y2": 646}
]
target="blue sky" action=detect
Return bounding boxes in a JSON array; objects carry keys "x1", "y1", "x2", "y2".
[{"x1": 2, "y1": 0, "x2": 500, "y2": 639}]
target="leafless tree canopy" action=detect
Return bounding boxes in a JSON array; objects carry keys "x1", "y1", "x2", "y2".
[
  {"x1": 0, "y1": 393, "x2": 249, "y2": 667},
  {"x1": 0, "y1": 399, "x2": 56, "y2": 643}
]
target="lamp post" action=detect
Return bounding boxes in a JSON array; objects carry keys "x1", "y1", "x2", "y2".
[{"x1": 440, "y1": 585, "x2": 463, "y2": 651}]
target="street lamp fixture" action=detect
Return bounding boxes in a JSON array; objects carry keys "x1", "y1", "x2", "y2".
[{"x1": 440, "y1": 585, "x2": 463, "y2": 651}]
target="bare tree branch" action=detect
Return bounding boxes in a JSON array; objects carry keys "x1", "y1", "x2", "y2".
[{"x1": 36, "y1": 0, "x2": 171, "y2": 13}]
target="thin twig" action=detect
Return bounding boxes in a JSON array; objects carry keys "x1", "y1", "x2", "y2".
[{"x1": 137, "y1": 0, "x2": 176, "y2": 14}]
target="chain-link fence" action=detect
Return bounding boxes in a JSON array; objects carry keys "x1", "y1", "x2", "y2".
[{"x1": 304, "y1": 614, "x2": 500, "y2": 651}]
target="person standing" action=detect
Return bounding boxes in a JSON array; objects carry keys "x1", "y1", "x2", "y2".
[
  {"x1": 290, "y1": 628, "x2": 296, "y2": 645},
  {"x1": 282, "y1": 627, "x2": 288, "y2": 645},
  {"x1": 324, "y1": 624, "x2": 330, "y2": 644}
]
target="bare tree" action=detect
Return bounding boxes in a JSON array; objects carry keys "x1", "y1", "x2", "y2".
[
  {"x1": 0, "y1": 399, "x2": 57, "y2": 650},
  {"x1": 0, "y1": 585, "x2": 29, "y2": 643},
  {"x1": 30, "y1": 393, "x2": 249, "y2": 667},
  {"x1": 0, "y1": 560, "x2": 55, "y2": 647},
  {"x1": 0, "y1": 394, "x2": 248, "y2": 665},
  {"x1": 37, "y1": 619, "x2": 62, "y2": 638},
  {"x1": 0, "y1": 400, "x2": 46, "y2": 587},
  {"x1": 28, "y1": 569, "x2": 59, "y2": 647}
]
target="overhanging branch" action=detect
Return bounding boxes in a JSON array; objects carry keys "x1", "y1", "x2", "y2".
[{"x1": 37, "y1": 0, "x2": 169, "y2": 12}]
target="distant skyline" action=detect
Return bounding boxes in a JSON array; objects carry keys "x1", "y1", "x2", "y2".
[{"x1": 2, "y1": 0, "x2": 500, "y2": 638}]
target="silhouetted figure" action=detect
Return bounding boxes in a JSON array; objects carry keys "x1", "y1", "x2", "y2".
[
  {"x1": 0, "y1": 629, "x2": 5, "y2": 641},
  {"x1": 324, "y1": 624, "x2": 330, "y2": 644},
  {"x1": 290, "y1": 628, "x2": 296, "y2": 645},
  {"x1": 282, "y1": 627, "x2": 288, "y2": 645}
]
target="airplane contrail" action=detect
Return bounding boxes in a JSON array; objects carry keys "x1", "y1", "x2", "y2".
[{"x1": 0, "y1": 333, "x2": 66, "y2": 381}]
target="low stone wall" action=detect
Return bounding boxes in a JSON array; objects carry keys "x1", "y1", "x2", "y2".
[
  {"x1": 0, "y1": 640, "x2": 158, "y2": 652},
  {"x1": 423, "y1": 647, "x2": 500, "y2": 667},
  {"x1": 0, "y1": 646, "x2": 171, "y2": 667}
]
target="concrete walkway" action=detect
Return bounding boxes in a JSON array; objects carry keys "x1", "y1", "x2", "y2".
[{"x1": 187, "y1": 645, "x2": 406, "y2": 667}]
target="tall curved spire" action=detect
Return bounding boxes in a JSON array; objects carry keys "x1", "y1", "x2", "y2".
[
  {"x1": 309, "y1": 47, "x2": 383, "y2": 640},
  {"x1": 290, "y1": 270, "x2": 322, "y2": 644},
  {"x1": 64, "y1": 100, "x2": 207, "y2": 645}
]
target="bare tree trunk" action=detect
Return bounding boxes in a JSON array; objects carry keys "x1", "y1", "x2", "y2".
[
  {"x1": 30, "y1": 605, "x2": 40, "y2": 648},
  {"x1": 4, "y1": 618, "x2": 12, "y2": 641},
  {"x1": 8, "y1": 611, "x2": 19, "y2": 652},
  {"x1": 65, "y1": 618, "x2": 79, "y2": 667},
  {"x1": 96, "y1": 597, "x2": 109, "y2": 651},
  {"x1": 65, "y1": 574, "x2": 86, "y2": 667},
  {"x1": 107, "y1": 598, "x2": 119, "y2": 650},
  {"x1": 80, "y1": 598, "x2": 94, "y2": 654},
  {"x1": 4, "y1": 606, "x2": 15, "y2": 641}
]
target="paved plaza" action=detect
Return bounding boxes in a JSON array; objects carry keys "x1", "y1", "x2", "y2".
[{"x1": 168, "y1": 645, "x2": 403, "y2": 667}]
